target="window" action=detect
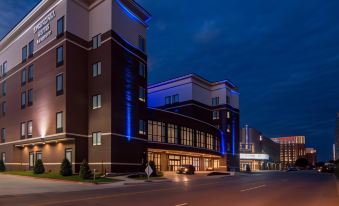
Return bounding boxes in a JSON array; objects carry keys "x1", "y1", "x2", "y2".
[
  {"x1": 215, "y1": 137, "x2": 220, "y2": 152},
  {"x1": 28, "y1": 89, "x2": 33, "y2": 106},
  {"x1": 172, "y1": 94, "x2": 179, "y2": 104},
  {"x1": 147, "y1": 121, "x2": 165, "y2": 142},
  {"x1": 92, "y1": 132, "x2": 102, "y2": 146},
  {"x1": 28, "y1": 65, "x2": 33, "y2": 82},
  {"x1": 92, "y1": 62, "x2": 101, "y2": 77},
  {"x1": 22, "y1": 45, "x2": 27, "y2": 62},
  {"x1": 1, "y1": 128, "x2": 5, "y2": 143},
  {"x1": 56, "y1": 74, "x2": 63, "y2": 96},
  {"x1": 139, "y1": 87, "x2": 146, "y2": 102},
  {"x1": 21, "y1": 69, "x2": 26, "y2": 86},
  {"x1": 92, "y1": 95, "x2": 102, "y2": 109},
  {"x1": 56, "y1": 46, "x2": 63, "y2": 66},
  {"x1": 196, "y1": 131, "x2": 205, "y2": 148},
  {"x1": 28, "y1": 40, "x2": 34, "y2": 57},
  {"x1": 227, "y1": 111, "x2": 230, "y2": 119},
  {"x1": 29, "y1": 152, "x2": 34, "y2": 167},
  {"x1": 21, "y1": 122, "x2": 26, "y2": 139},
  {"x1": 36, "y1": 152, "x2": 42, "y2": 160},
  {"x1": 213, "y1": 110, "x2": 219, "y2": 120},
  {"x1": 27, "y1": 121, "x2": 33, "y2": 138},
  {"x1": 57, "y1": 16, "x2": 64, "y2": 37},
  {"x1": 1, "y1": 81, "x2": 5, "y2": 96},
  {"x1": 21, "y1": 91, "x2": 26, "y2": 109},
  {"x1": 212, "y1": 97, "x2": 219, "y2": 106},
  {"x1": 2, "y1": 62, "x2": 7, "y2": 76},
  {"x1": 1, "y1": 152, "x2": 5, "y2": 163},
  {"x1": 1, "y1": 102, "x2": 6, "y2": 116},
  {"x1": 139, "y1": 120, "x2": 146, "y2": 135},
  {"x1": 167, "y1": 124, "x2": 178, "y2": 144},
  {"x1": 0, "y1": 64, "x2": 2, "y2": 77},
  {"x1": 227, "y1": 124, "x2": 231, "y2": 133},
  {"x1": 65, "y1": 149, "x2": 72, "y2": 163},
  {"x1": 181, "y1": 127, "x2": 193, "y2": 146},
  {"x1": 138, "y1": 35, "x2": 146, "y2": 52},
  {"x1": 92, "y1": 34, "x2": 101, "y2": 49},
  {"x1": 56, "y1": 112, "x2": 63, "y2": 133},
  {"x1": 226, "y1": 95, "x2": 230, "y2": 104},
  {"x1": 165, "y1": 96, "x2": 171, "y2": 105},
  {"x1": 139, "y1": 62, "x2": 146, "y2": 78},
  {"x1": 206, "y1": 134, "x2": 214, "y2": 150}
]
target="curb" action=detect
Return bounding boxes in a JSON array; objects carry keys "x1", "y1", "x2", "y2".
[{"x1": 124, "y1": 180, "x2": 172, "y2": 186}]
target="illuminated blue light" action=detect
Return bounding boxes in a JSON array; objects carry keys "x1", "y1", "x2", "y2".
[
  {"x1": 232, "y1": 119, "x2": 236, "y2": 156},
  {"x1": 125, "y1": 57, "x2": 133, "y2": 141},
  {"x1": 220, "y1": 130, "x2": 226, "y2": 155},
  {"x1": 116, "y1": 0, "x2": 151, "y2": 27}
]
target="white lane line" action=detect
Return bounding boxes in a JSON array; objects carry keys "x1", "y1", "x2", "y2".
[
  {"x1": 175, "y1": 203, "x2": 188, "y2": 206},
  {"x1": 240, "y1": 184, "x2": 266, "y2": 192}
]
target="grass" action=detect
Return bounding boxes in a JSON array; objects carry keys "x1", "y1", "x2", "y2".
[
  {"x1": 128, "y1": 172, "x2": 166, "y2": 180},
  {"x1": 2, "y1": 170, "x2": 119, "y2": 184}
]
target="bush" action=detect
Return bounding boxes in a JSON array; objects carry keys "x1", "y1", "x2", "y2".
[
  {"x1": 60, "y1": 158, "x2": 73, "y2": 176},
  {"x1": 0, "y1": 160, "x2": 6, "y2": 172},
  {"x1": 148, "y1": 161, "x2": 157, "y2": 177},
  {"x1": 79, "y1": 159, "x2": 92, "y2": 179},
  {"x1": 33, "y1": 159, "x2": 45, "y2": 174},
  {"x1": 295, "y1": 158, "x2": 309, "y2": 168}
]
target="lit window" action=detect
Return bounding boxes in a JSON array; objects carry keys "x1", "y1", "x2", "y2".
[
  {"x1": 22, "y1": 45, "x2": 27, "y2": 62},
  {"x1": 92, "y1": 132, "x2": 102, "y2": 146},
  {"x1": 92, "y1": 34, "x2": 101, "y2": 49},
  {"x1": 139, "y1": 87, "x2": 146, "y2": 102},
  {"x1": 28, "y1": 40, "x2": 34, "y2": 57},
  {"x1": 56, "y1": 74, "x2": 63, "y2": 96},
  {"x1": 227, "y1": 124, "x2": 231, "y2": 133},
  {"x1": 227, "y1": 111, "x2": 230, "y2": 119},
  {"x1": 27, "y1": 121, "x2": 33, "y2": 138},
  {"x1": 1, "y1": 152, "x2": 5, "y2": 163},
  {"x1": 56, "y1": 46, "x2": 63, "y2": 66},
  {"x1": 92, "y1": 62, "x2": 101, "y2": 77},
  {"x1": 2, "y1": 62, "x2": 7, "y2": 76},
  {"x1": 56, "y1": 112, "x2": 63, "y2": 133},
  {"x1": 21, "y1": 122, "x2": 26, "y2": 139},
  {"x1": 92, "y1": 95, "x2": 102, "y2": 109},
  {"x1": 213, "y1": 110, "x2": 219, "y2": 120},
  {"x1": 167, "y1": 124, "x2": 178, "y2": 144},
  {"x1": 57, "y1": 16, "x2": 64, "y2": 37},
  {"x1": 139, "y1": 62, "x2": 146, "y2": 78},
  {"x1": 138, "y1": 35, "x2": 146, "y2": 52},
  {"x1": 21, "y1": 91, "x2": 26, "y2": 109},
  {"x1": 139, "y1": 120, "x2": 146, "y2": 135},
  {"x1": 65, "y1": 149, "x2": 72, "y2": 163},
  {"x1": 36, "y1": 152, "x2": 42, "y2": 160}
]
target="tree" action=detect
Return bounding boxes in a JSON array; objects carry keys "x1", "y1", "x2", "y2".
[
  {"x1": 79, "y1": 159, "x2": 92, "y2": 179},
  {"x1": 295, "y1": 158, "x2": 309, "y2": 168},
  {"x1": 60, "y1": 158, "x2": 73, "y2": 176},
  {"x1": 0, "y1": 160, "x2": 5, "y2": 172},
  {"x1": 33, "y1": 159, "x2": 45, "y2": 174},
  {"x1": 335, "y1": 160, "x2": 339, "y2": 179},
  {"x1": 148, "y1": 161, "x2": 157, "y2": 177}
]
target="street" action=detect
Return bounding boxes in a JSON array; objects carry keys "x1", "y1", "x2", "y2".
[{"x1": 0, "y1": 171, "x2": 338, "y2": 206}]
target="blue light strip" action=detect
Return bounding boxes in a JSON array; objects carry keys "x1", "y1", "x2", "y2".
[
  {"x1": 125, "y1": 57, "x2": 133, "y2": 141},
  {"x1": 232, "y1": 120, "x2": 236, "y2": 156},
  {"x1": 220, "y1": 130, "x2": 226, "y2": 155},
  {"x1": 116, "y1": 0, "x2": 151, "y2": 27}
]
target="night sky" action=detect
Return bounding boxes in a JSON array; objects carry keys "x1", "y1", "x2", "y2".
[{"x1": 1, "y1": 0, "x2": 338, "y2": 161}]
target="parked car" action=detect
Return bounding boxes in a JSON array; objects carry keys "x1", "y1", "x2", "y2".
[
  {"x1": 287, "y1": 167, "x2": 298, "y2": 172},
  {"x1": 177, "y1": 165, "x2": 195, "y2": 174},
  {"x1": 318, "y1": 163, "x2": 335, "y2": 173}
]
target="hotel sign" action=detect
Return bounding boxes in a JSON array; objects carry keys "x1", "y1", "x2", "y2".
[
  {"x1": 34, "y1": 10, "x2": 56, "y2": 45},
  {"x1": 240, "y1": 153, "x2": 269, "y2": 160}
]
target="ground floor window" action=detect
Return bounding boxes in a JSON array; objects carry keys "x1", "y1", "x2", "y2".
[
  {"x1": 1, "y1": 152, "x2": 5, "y2": 163},
  {"x1": 65, "y1": 148, "x2": 72, "y2": 163},
  {"x1": 193, "y1": 157, "x2": 200, "y2": 171},
  {"x1": 148, "y1": 152, "x2": 161, "y2": 171},
  {"x1": 36, "y1": 152, "x2": 42, "y2": 161},
  {"x1": 168, "y1": 155, "x2": 181, "y2": 171},
  {"x1": 29, "y1": 152, "x2": 34, "y2": 168}
]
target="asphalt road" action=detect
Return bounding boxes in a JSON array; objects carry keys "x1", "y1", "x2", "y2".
[{"x1": 0, "y1": 171, "x2": 338, "y2": 206}]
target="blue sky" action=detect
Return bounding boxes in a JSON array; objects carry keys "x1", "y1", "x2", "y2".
[{"x1": 1, "y1": 0, "x2": 338, "y2": 161}]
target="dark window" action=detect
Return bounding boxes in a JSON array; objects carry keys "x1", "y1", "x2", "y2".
[
  {"x1": 28, "y1": 89, "x2": 33, "y2": 106},
  {"x1": 21, "y1": 92, "x2": 26, "y2": 109},
  {"x1": 92, "y1": 132, "x2": 102, "y2": 146},
  {"x1": 92, "y1": 95, "x2": 102, "y2": 109},
  {"x1": 56, "y1": 112, "x2": 63, "y2": 133},
  {"x1": 165, "y1": 96, "x2": 171, "y2": 105},
  {"x1": 139, "y1": 87, "x2": 146, "y2": 102},
  {"x1": 0, "y1": 128, "x2": 5, "y2": 143},
  {"x1": 1, "y1": 81, "x2": 6, "y2": 96},
  {"x1": 28, "y1": 40, "x2": 34, "y2": 57},
  {"x1": 92, "y1": 34, "x2": 101, "y2": 49},
  {"x1": 172, "y1": 94, "x2": 179, "y2": 104},
  {"x1": 139, "y1": 62, "x2": 146, "y2": 78},
  {"x1": 212, "y1": 97, "x2": 219, "y2": 106},
  {"x1": 0, "y1": 65, "x2": 2, "y2": 77},
  {"x1": 92, "y1": 62, "x2": 101, "y2": 77},
  {"x1": 27, "y1": 121, "x2": 33, "y2": 138},
  {"x1": 56, "y1": 74, "x2": 63, "y2": 96},
  {"x1": 21, "y1": 69, "x2": 26, "y2": 86},
  {"x1": 57, "y1": 16, "x2": 64, "y2": 37},
  {"x1": 2, "y1": 62, "x2": 7, "y2": 76},
  {"x1": 28, "y1": 65, "x2": 33, "y2": 82},
  {"x1": 213, "y1": 110, "x2": 219, "y2": 120},
  {"x1": 56, "y1": 46, "x2": 63, "y2": 67},
  {"x1": 226, "y1": 95, "x2": 230, "y2": 104},
  {"x1": 139, "y1": 120, "x2": 146, "y2": 135},
  {"x1": 22, "y1": 45, "x2": 27, "y2": 62},
  {"x1": 138, "y1": 35, "x2": 146, "y2": 52},
  {"x1": 1, "y1": 102, "x2": 6, "y2": 116}
]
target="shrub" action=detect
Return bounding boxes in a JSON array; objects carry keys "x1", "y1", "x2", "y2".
[
  {"x1": 295, "y1": 158, "x2": 309, "y2": 168},
  {"x1": 60, "y1": 158, "x2": 72, "y2": 176},
  {"x1": 33, "y1": 159, "x2": 45, "y2": 174},
  {"x1": 79, "y1": 159, "x2": 92, "y2": 179},
  {"x1": 148, "y1": 161, "x2": 157, "y2": 177},
  {"x1": 335, "y1": 161, "x2": 339, "y2": 179},
  {"x1": 0, "y1": 160, "x2": 6, "y2": 172}
]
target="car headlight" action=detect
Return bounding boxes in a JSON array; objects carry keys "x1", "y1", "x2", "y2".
[{"x1": 184, "y1": 168, "x2": 188, "y2": 172}]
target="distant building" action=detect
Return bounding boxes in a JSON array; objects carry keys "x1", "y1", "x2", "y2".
[
  {"x1": 271, "y1": 136, "x2": 306, "y2": 169},
  {"x1": 336, "y1": 113, "x2": 339, "y2": 160},
  {"x1": 305, "y1": 148, "x2": 317, "y2": 167},
  {"x1": 239, "y1": 125, "x2": 280, "y2": 171}
]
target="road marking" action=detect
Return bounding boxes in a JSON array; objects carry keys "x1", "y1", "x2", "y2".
[
  {"x1": 240, "y1": 184, "x2": 266, "y2": 192},
  {"x1": 175, "y1": 203, "x2": 188, "y2": 206}
]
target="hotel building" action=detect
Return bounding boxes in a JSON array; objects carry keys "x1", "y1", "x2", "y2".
[
  {"x1": 271, "y1": 136, "x2": 306, "y2": 169},
  {"x1": 305, "y1": 148, "x2": 317, "y2": 167},
  {"x1": 239, "y1": 125, "x2": 280, "y2": 171},
  {"x1": 0, "y1": 0, "x2": 240, "y2": 173}
]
